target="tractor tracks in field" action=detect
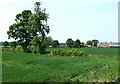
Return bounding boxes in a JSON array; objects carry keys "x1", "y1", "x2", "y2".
[{"x1": 2, "y1": 60, "x2": 26, "y2": 67}]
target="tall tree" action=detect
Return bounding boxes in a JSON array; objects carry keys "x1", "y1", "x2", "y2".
[
  {"x1": 7, "y1": 10, "x2": 32, "y2": 52},
  {"x1": 92, "y1": 39, "x2": 99, "y2": 47},
  {"x1": 46, "y1": 36, "x2": 53, "y2": 47},
  {"x1": 66, "y1": 38, "x2": 74, "y2": 48},
  {"x1": 81, "y1": 42, "x2": 85, "y2": 46},
  {"x1": 86, "y1": 40, "x2": 92, "y2": 45},
  {"x1": 7, "y1": 2, "x2": 50, "y2": 54},
  {"x1": 52, "y1": 40, "x2": 59, "y2": 48},
  {"x1": 73, "y1": 39, "x2": 81, "y2": 48},
  {"x1": 29, "y1": 2, "x2": 50, "y2": 54},
  {"x1": 2, "y1": 41, "x2": 9, "y2": 48}
]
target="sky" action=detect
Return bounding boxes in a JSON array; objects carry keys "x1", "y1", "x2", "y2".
[{"x1": 0, "y1": 0, "x2": 118, "y2": 43}]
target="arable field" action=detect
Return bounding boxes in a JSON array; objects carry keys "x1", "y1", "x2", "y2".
[{"x1": 2, "y1": 48, "x2": 118, "y2": 82}]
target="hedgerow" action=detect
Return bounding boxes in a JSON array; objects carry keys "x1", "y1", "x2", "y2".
[
  {"x1": 2, "y1": 47, "x2": 10, "y2": 51},
  {"x1": 2, "y1": 47, "x2": 23, "y2": 52},
  {"x1": 51, "y1": 49, "x2": 87, "y2": 56}
]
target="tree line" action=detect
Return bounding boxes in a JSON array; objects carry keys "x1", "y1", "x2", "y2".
[{"x1": 1, "y1": 37, "x2": 99, "y2": 49}]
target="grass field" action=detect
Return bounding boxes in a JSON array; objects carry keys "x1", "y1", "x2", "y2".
[{"x1": 2, "y1": 48, "x2": 118, "y2": 82}]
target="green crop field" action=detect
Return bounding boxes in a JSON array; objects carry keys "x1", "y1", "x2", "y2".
[{"x1": 2, "y1": 48, "x2": 119, "y2": 82}]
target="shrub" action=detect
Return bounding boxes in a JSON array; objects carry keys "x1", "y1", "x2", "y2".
[
  {"x1": 51, "y1": 49, "x2": 87, "y2": 57},
  {"x1": 65, "y1": 50, "x2": 72, "y2": 56},
  {"x1": 10, "y1": 47, "x2": 15, "y2": 52},
  {"x1": 56, "y1": 49, "x2": 64, "y2": 55},
  {"x1": 24, "y1": 48, "x2": 32, "y2": 53},
  {"x1": 72, "y1": 49, "x2": 79, "y2": 56},
  {"x1": 98, "y1": 46, "x2": 103, "y2": 48},
  {"x1": 32, "y1": 48, "x2": 37, "y2": 53},
  {"x1": 15, "y1": 47, "x2": 23, "y2": 52},
  {"x1": 51, "y1": 50, "x2": 57, "y2": 55},
  {"x1": 60, "y1": 50, "x2": 66, "y2": 56},
  {"x1": 2, "y1": 47, "x2": 10, "y2": 51}
]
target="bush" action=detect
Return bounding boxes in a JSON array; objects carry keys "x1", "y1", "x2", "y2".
[
  {"x1": 60, "y1": 50, "x2": 66, "y2": 56},
  {"x1": 51, "y1": 50, "x2": 57, "y2": 55},
  {"x1": 2, "y1": 47, "x2": 10, "y2": 51},
  {"x1": 98, "y1": 46, "x2": 103, "y2": 48},
  {"x1": 32, "y1": 48, "x2": 37, "y2": 53},
  {"x1": 66, "y1": 50, "x2": 72, "y2": 56},
  {"x1": 72, "y1": 49, "x2": 79, "y2": 56},
  {"x1": 24, "y1": 48, "x2": 32, "y2": 53},
  {"x1": 15, "y1": 47, "x2": 23, "y2": 52},
  {"x1": 56, "y1": 49, "x2": 64, "y2": 55},
  {"x1": 51, "y1": 49, "x2": 87, "y2": 57},
  {"x1": 23, "y1": 47, "x2": 31, "y2": 53},
  {"x1": 10, "y1": 47, "x2": 15, "y2": 52},
  {"x1": 2, "y1": 47, "x2": 24, "y2": 52}
]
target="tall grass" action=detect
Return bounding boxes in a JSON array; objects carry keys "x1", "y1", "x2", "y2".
[{"x1": 2, "y1": 48, "x2": 118, "y2": 82}]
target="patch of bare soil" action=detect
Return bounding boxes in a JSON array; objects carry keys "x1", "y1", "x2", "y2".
[{"x1": 100, "y1": 66, "x2": 110, "y2": 69}]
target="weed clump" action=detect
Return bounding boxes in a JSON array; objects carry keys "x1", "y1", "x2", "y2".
[{"x1": 51, "y1": 49, "x2": 87, "y2": 56}]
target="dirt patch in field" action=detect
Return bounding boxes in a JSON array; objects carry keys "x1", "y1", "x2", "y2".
[
  {"x1": 91, "y1": 70, "x2": 96, "y2": 74},
  {"x1": 2, "y1": 62, "x2": 12, "y2": 66},
  {"x1": 100, "y1": 66, "x2": 110, "y2": 69}
]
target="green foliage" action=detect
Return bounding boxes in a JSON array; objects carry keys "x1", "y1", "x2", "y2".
[
  {"x1": 31, "y1": 36, "x2": 47, "y2": 54},
  {"x1": 29, "y1": 2, "x2": 49, "y2": 54},
  {"x1": 65, "y1": 50, "x2": 72, "y2": 56},
  {"x1": 92, "y1": 39, "x2": 99, "y2": 47},
  {"x1": 80, "y1": 42, "x2": 85, "y2": 47},
  {"x1": 7, "y1": 10, "x2": 32, "y2": 53},
  {"x1": 31, "y1": 36, "x2": 41, "y2": 47},
  {"x1": 32, "y1": 47, "x2": 37, "y2": 53},
  {"x1": 51, "y1": 49, "x2": 86, "y2": 56},
  {"x1": 52, "y1": 40, "x2": 60, "y2": 48},
  {"x1": 98, "y1": 46, "x2": 103, "y2": 48},
  {"x1": 2, "y1": 41, "x2": 9, "y2": 48},
  {"x1": 7, "y1": 2, "x2": 50, "y2": 54},
  {"x1": 10, "y1": 47, "x2": 15, "y2": 52},
  {"x1": 86, "y1": 40, "x2": 92, "y2": 45},
  {"x1": 66, "y1": 38, "x2": 74, "y2": 48},
  {"x1": 38, "y1": 41, "x2": 47, "y2": 54},
  {"x1": 24, "y1": 48, "x2": 32, "y2": 53},
  {"x1": 15, "y1": 47, "x2": 23, "y2": 52},
  {"x1": 46, "y1": 36, "x2": 53, "y2": 47},
  {"x1": 29, "y1": 2, "x2": 50, "y2": 40},
  {"x1": 9, "y1": 41, "x2": 17, "y2": 48},
  {"x1": 2, "y1": 47, "x2": 10, "y2": 51},
  {"x1": 73, "y1": 39, "x2": 81, "y2": 48},
  {"x1": 2, "y1": 47, "x2": 23, "y2": 52}
]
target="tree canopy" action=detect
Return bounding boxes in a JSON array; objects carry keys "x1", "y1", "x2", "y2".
[
  {"x1": 46, "y1": 36, "x2": 53, "y2": 47},
  {"x1": 7, "y1": 10, "x2": 32, "y2": 52},
  {"x1": 73, "y1": 39, "x2": 81, "y2": 48},
  {"x1": 7, "y1": 2, "x2": 50, "y2": 53},
  {"x1": 66, "y1": 38, "x2": 74, "y2": 48},
  {"x1": 52, "y1": 40, "x2": 59, "y2": 48},
  {"x1": 86, "y1": 40, "x2": 92, "y2": 45},
  {"x1": 92, "y1": 39, "x2": 99, "y2": 47},
  {"x1": 29, "y1": 2, "x2": 50, "y2": 54},
  {"x1": 2, "y1": 41, "x2": 9, "y2": 48},
  {"x1": 9, "y1": 41, "x2": 17, "y2": 48}
]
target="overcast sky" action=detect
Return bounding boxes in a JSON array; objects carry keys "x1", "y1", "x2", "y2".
[{"x1": 0, "y1": 0, "x2": 118, "y2": 43}]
